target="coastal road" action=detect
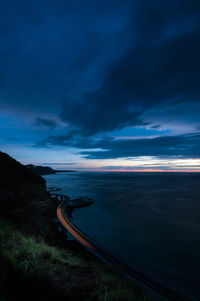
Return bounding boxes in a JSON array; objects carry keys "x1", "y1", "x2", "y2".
[{"x1": 57, "y1": 201, "x2": 193, "y2": 301}]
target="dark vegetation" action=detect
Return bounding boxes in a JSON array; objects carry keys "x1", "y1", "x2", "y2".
[
  {"x1": 0, "y1": 151, "x2": 159, "y2": 301},
  {"x1": 0, "y1": 153, "x2": 46, "y2": 218}
]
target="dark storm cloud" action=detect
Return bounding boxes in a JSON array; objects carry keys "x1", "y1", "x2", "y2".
[
  {"x1": 0, "y1": 0, "x2": 134, "y2": 113},
  {"x1": 81, "y1": 133, "x2": 200, "y2": 159},
  {"x1": 40, "y1": 131, "x2": 200, "y2": 159},
  {"x1": 34, "y1": 117, "x2": 58, "y2": 129},
  {"x1": 61, "y1": 0, "x2": 200, "y2": 135},
  {"x1": 1, "y1": 0, "x2": 200, "y2": 161},
  {"x1": 40, "y1": 129, "x2": 79, "y2": 146}
]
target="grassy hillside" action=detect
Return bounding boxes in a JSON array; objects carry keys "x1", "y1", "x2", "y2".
[
  {"x1": 0, "y1": 151, "x2": 160, "y2": 301},
  {"x1": 0, "y1": 222, "x2": 156, "y2": 301}
]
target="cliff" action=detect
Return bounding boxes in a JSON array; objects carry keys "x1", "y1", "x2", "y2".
[
  {"x1": 0, "y1": 152, "x2": 47, "y2": 213},
  {"x1": 0, "y1": 151, "x2": 51, "y2": 237}
]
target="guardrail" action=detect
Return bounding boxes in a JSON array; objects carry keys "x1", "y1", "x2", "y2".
[{"x1": 57, "y1": 200, "x2": 193, "y2": 301}]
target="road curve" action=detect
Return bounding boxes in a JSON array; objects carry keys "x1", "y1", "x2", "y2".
[{"x1": 57, "y1": 201, "x2": 193, "y2": 301}]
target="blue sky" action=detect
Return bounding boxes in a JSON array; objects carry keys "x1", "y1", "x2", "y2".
[{"x1": 0, "y1": 0, "x2": 200, "y2": 171}]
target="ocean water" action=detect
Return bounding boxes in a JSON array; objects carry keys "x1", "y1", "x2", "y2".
[{"x1": 44, "y1": 172, "x2": 200, "y2": 299}]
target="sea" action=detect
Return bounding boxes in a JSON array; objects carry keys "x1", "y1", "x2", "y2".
[{"x1": 44, "y1": 172, "x2": 200, "y2": 300}]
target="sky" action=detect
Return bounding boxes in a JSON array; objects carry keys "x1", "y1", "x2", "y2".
[{"x1": 0, "y1": 0, "x2": 200, "y2": 171}]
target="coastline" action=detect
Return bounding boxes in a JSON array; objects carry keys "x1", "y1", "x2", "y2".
[
  {"x1": 56, "y1": 193, "x2": 192, "y2": 301},
  {"x1": 0, "y1": 151, "x2": 160, "y2": 301},
  {"x1": 46, "y1": 171, "x2": 200, "y2": 300},
  {"x1": 0, "y1": 190, "x2": 157, "y2": 300}
]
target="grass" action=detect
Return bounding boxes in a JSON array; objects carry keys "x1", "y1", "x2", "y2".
[
  {"x1": 89, "y1": 260, "x2": 156, "y2": 301},
  {"x1": 0, "y1": 222, "x2": 160, "y2": 301},
  {"x1": 0, "y1": 223, "x2": 85, "y2": 276}
]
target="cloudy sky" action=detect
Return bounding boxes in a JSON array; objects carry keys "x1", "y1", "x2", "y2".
[{"x1": 1, "y1": 0, "x2": 200, "y2": 171}]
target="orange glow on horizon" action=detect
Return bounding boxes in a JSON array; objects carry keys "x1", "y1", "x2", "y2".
[{"x1": 78, "y1": 169, "x2": 200, "y2": 173}]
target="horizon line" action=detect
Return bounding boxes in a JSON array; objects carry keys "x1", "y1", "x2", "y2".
[{"x1": 55, "y1": 169, "x2": 200, "y2": 173}]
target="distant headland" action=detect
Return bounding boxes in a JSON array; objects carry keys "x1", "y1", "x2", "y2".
[{"x1": 26, "y1": 164, "x2": 76, "y2": 175}]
